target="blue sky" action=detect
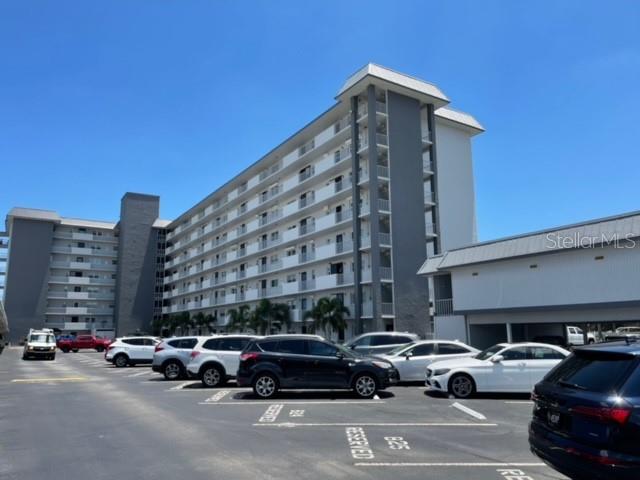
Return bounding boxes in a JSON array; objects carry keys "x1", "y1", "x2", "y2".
[{"x1": 1, "y1": 1, "x2": 639, "y2": 241}]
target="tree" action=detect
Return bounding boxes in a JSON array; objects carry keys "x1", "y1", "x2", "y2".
[
  {"x1": 192, "y1": 312, "x2": 209, "y2": 335},
  {"x1": 204, "y1": 313, "x2": 215, "y2": 334},
  {"x1": 304, "y1": 297, "x2": 350, "y2": 339},
  {"x1": 250, "y1": 299, "x2": 292, "y2": 335},
  {"x1": 176, "y1": 311, "x2": 192, "y2": 335},
  {"x1": 227, "y1": 305, "x2": 251, "y2": 332}
]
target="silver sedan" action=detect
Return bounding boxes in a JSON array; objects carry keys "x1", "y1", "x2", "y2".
[{"x1": 381, "y1": 340, "x2": 479, "y2": 382}]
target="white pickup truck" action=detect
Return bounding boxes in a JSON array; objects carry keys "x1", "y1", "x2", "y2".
[{"x1": 566, "y1": 326, "x2": 596, "y2": 346}]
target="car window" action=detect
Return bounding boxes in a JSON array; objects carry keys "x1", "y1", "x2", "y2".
[
  {"x1": 308, "y1": 340, "x2": 338, "y2": 357},
  {"x1": 411, "y1": 344, "x2": 435, "y2": 356},
  {"x1": 218, "y1": 338, "x2": 248, "y2": 351},
  {"x1": 437, "y1": 343, "x2": 469, "y2": 355},
  {"x1": 528, "y1": 346, "x2": 565, "y2": 360},
  {"x1": 179, "y1": 338, "x2": 198, "y2": 349},
  {"x1": 277, "y1": 340, "x2": 307, "y2": 355},
  {"x1": 546, "y1": 353, "x2": 636, "y2": 393},
  {"x1": 122, "y1": 338, "x2": 141, "y2": 346},
  {"x1": 501, "y1": 347, "x2": 528, "y2": 360},
  {"x1": 370, "y1": 335, "x2": 405, "y2": 346},
  {"x1": 622, "y1": 362, "x2": 640, "y2": 397},
  {"x1": 202, "y1": 338, "x2": 221, "y2": 350},
  {"x1": 351, "y1": 336, "x2": 371, "y2": 347},
  {"x1": 168, "y1": 340, "x2": 181, "y2": 348},
  {"x1": 258, "y1": 340, "x2": 279, "y2": 352},
  {"x1": 476, "y1": 344, "x2": 504, "y2": 360},
  {"x1": 142, "y1": 339, "x2": 156, "y2": 346}
]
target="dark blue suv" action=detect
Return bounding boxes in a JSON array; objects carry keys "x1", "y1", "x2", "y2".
[{"x1": 529, "y1": 341, "x2": 640, "y2": 480}]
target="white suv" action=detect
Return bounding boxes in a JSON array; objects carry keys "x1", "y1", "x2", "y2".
[
  {"x1": 106, "y1": 336, "x2": 161, "y2": 367},
  {"x1": 186, "y1": 335, "x2": 260, "y2": 387}
]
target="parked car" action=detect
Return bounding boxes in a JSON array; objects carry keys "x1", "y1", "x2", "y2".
[
  {"x1": 426, "y1": 342, "x2": 569, "y2": 398},
  {"x1": 381, "y1": 340, "x2": 479, "y2": 382},
  {"x1": 152, "y1": 336, "x2": 207, "y2": 380},
  {"x1": 57, "y1": 334, "x2": 111, "y2": 353},
  {"x1": 237, "y1": 335, "x2": 399, "y2": 399},
  {"x1": 23, "y1": 328, "x2": 57, "y2": 360},
  {"x1": 186, "y1": 335, "x2": 260, "y2": 387},
  {"x1": 605, "y1": 326, "x2": 640, "y2": 343},
  {"x1": 529, "y1": 341, "x2": 640, "y2": 480},
  {"x1": 344, "y1": 331, "x2": 419, "y2": 355},
  {"x1": 105, "y1": 336, "x2": 161, "y2": 367}
]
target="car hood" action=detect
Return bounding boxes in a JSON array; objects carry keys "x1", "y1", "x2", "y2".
[{"x1": 428, "y1": 357, "x2": 488, "y2": 370}]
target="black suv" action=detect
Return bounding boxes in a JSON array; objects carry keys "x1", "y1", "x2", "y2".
[
  {"x1": 529, "y1": 341, "x2": 640, "y2": 480},
  {"x1": 237, "y1": 335, "x2": 399, "y2": 399}
]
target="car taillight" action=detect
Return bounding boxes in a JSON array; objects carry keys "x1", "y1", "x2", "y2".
[
  {"x1": 107, "y1": 345, "x2": 115, "y2": 351},
  {"x1": 190, "y1": 351, "x2": 200, "y2": 360},
  {"x1": 155, "y1": 345, "x2": 164, "y2": 353},
  {"x1": 240, "y1": 352, "x2": 259, "y2": 362},
  {"x1": 571, "y1": 405, "x2": 632, "y2": 426}
]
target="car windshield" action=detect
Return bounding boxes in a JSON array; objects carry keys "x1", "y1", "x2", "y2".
[
  {"x1": 387, "y1": 343, "x2": 415, "y2": 356},
  {"x1": 475, "y1": 344, "x2": 504, "y2": 361},
  {"x1": 30, "y1": 334, "x2": 54, "y2": 343},
  {"x1": 333, "y1": 342, "x2": 362, "y2": 358}
]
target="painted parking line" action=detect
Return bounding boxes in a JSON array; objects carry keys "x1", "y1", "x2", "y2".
[
  {"x1": 168, "y1": 381, "x2": 200, "y2": 391},
  {"x1": 354, "y1": 462, "x2": 546, "y2": 467},
  {"x1": 451, "y1": 402, "x2": 487, "y2": 420},
  {"x1": 253, "y1": 422, "x2": 498, "y2": 428},
  {"x1": 205, "y1": 390, "x2": 230, "y2": 402},
  {"x1": 11, "y1": 377, "x2": 89, "y2": 383},
  {"x1": 505, "y1": 401, "x2": 534, "y2": 405},
  {"x1": 199, "y1": 399, "x2": 386, "y2": 406},
  {"x1": 127, "y1": 371, "x2": 151, "y2": 378}
]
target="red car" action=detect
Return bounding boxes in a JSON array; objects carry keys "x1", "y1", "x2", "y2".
[{"x1": 57, "y1": 335, "x2": 112, "y2": 353}]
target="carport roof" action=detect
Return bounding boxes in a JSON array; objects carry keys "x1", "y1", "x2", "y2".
[{"x1": 419, "y1": 209, "x2": 640, "y2": 275}]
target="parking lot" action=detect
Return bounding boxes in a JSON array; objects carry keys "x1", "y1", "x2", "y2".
[{"x1": 0, "y1": 348, "x2": 567, "y2": 480}]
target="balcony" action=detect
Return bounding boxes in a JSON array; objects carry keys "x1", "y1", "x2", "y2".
[
  {"x1": 378, "y1": 198, "x2": 391, "y2": 212},
  {"x1": 380, "y1": 267, "x2": 393, "y2": 280},
  {"x1": 377, "y1": 165, "x2": 390, "y2": 178},
  {"x1": 424, "y1": 191, "x2": 436, "y2": 206},
  {"x1": 381, "y1": 302, "x2": 394, "y2": 316},
  {"x1": 357, "y1": 101, "x2": 387, "y2": 120},
  {"x1": 423, "y1": 161, "x2": 434, "y2": 176},
  {"x1": 435, "y1": 298, "x2": 454, "y2": 316},
  {"x1": 299, "y1": 223, "x2": 315, "y2": 236},
  {"x1": 298, "y1": 194, "x2": 315, "y2": 209},
  {"x1": 426, "y1": 223, "x2": 437, "y2": 237},
  {"x1": 298, "y1": 168, "x2": 314, "y2": 183}
]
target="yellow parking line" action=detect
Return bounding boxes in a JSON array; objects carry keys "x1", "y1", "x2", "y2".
[{"x1": 11, "y1": 377, "x2": 88, "y2": 383}]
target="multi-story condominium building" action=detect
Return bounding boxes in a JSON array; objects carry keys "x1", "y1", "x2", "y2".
[
  {"x1": 0, "y1": 232, "x2": 7, "y2": 301},
  {"x1": 161, "y1": 64, "x2": 483, "y2": 339},
  {"x1": 2, "y1": 64, "x2": 483, "y2": 342},
  {"x1": 3, "y1": 194, "x2": 167, "y2": 343}
]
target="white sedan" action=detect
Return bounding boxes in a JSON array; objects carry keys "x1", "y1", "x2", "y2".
[
  {"x1": 381, "y1": 340, "x2": 479, "y2": 382},
  {"x1": 426, "y1": 342, "x2": 569, "y2": 398}
]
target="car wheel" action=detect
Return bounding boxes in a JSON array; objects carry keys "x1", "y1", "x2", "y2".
[
  {"x1": 201, "y1": 365, "x2": 225, "y2": 388},
  {"x1": 253, "y1": 373, "x2": 278, "y2": 399},
  {"x1": 588, "y1": 339, "x2": 595, "y2": 344},
  {"x1": 353, "y1": 373, "x2": 378, "y2": 399},
  {"x1": 62, "y1": 348, "x2": 69, "y2": 353},
  {"x1": 163, "y1": 360, "x2": 183, "y2": 381},
  {"x1": 72, "y1": 349, "x2": 79, "y2": 353},
  {"x1": 449, "y1": 373, "x2": 475, "y2": 399},
  {"x1": 96, "y1": 347, "x2": 104, "y2": 352},
  {"x1": 114, "y1": 354, "x2": 129, "y2": 368}
]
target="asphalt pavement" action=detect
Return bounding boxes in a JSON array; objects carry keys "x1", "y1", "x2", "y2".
[{"x1": 0, "y1": 348, "x2": 567, "y2": 480}]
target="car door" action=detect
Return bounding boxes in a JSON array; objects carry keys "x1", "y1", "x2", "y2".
[
  {"x1": 272, "y1": 339, "x2": 309, "y2": 387},
  {"x1": 217, "y1": 337, "x2": 252, "y2": 375},
  {"x1": 76, "y1": 335, "x2": 91, "y2": 349},
  {"x1": 177, "y1": 338, "x2": 198, "y2": 365},
  {"x1": 139, "y1": 338, "x2": 157, "y2": 361},
  {"x1": 397, "y1": 343, "x2": 436, "y2": 381},
  {"x1": 526, "y1": 346, "x2": 567, "y2": 388},
  {"x1": 306, "y1": 340, "x2": 350, "y2": 387},
  {"x1": 491, "y1": 346, "x2": 530, "y2": 391}
]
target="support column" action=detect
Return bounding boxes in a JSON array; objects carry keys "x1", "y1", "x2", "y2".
[
  {"x1": 426, "y1": 104, "x2": 442, "y2": 255},
  {"x1": 350, "y1": 96, "x2": 363, "y2": 335}
]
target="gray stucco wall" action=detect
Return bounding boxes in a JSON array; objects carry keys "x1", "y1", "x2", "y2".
[
  {"x1": 434, "y1": 122, "x2": 477, "y2": 250},
  {"x1": 114, "y1": 193, "x2": 160, "y2": 336},
  {"x1": 387, "y1": 91, "x2": 430, "y2": 336},
  {"x1": 4, "y1": 218, "x2": 54, "y2": 343}
]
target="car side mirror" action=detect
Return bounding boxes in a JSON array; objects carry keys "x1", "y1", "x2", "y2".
[
  {"x1": 349, "y1": 345, "x2": 356, "y2": 350},
  {"x1": 405, "y1": 352, "x2": 413, "y2": 360},
  {"x1": 336, "y1": 352, "x2": 345, "y2": 359},
  {"x1": 491, "y1": 355, "x2": 504, "y2": 363}
]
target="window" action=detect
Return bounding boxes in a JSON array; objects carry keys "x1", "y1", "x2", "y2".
[
  {"x1": 308, "y1": 341, "x2": 338, "y2": 357},
  {"x1": 371, "y1": 335, "x2": 412, "y2": 346},
  {"x1": 351, "y1": 336, "x2": 371, "y2": 347},
  {"x1": 179, "y1": 338, "x2": 198, "y2": 349},
  {"x1": 622, "y1": 363, "x2": 640, "y2": 396},
  {"x1": 438, "y1": 343, "x2": 471, "y2": 355},
  {"x1": 528, "y1": 347, "x2": 565, "y2": 360},
  {"x1": 546, "y1": 353, "x2": 635, "y2": 393},
  {"x1": 276, "y1": 340, "x2": 306, "y2": 355},
  {"x1": 218, "y1": 337, "x2": 249, "y2": 351},
  {"x1": 258, "y1": 340, "x2": 279, "y2": 352},
  {"x1": 122, "y1": 338, "x2": 142, "y2": 346},
  {"x1": 142, "y1": 338, "x2": 157, "y2": 346},
  {"x1": 501, "y1": 347, "x2": 528, "y2": 360},
  {"x1": 411, "y1": 343, "x2": 435, "y2": 356},
  {"x1": 202, "y1": 338, "x2": 221, "y2": 350}
]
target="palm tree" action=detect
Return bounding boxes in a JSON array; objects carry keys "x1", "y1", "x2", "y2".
[
  {"x1": 204, "y1": 313, "x2": 215, "y2": 334},
  {"x1": 227, "y1": 305, "x2": 251, "y2": 332},
  {"x1": 177, "y1": 311, "x2": 192, "y2": 335},
  {"x1": 192, "y1": 312, "x2": 209, "y2": 335},
  {"x1": 250, "y1": 299, "x2": 292, "y2": 335},
  {"x1": 304, "y1": 297, "x2": 350, "y2": 339},
  {"x1": 165, "y1": 314, "x2": 182, "y2": 336}
]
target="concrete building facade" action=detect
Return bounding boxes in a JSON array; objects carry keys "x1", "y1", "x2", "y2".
[{"x1": 3, "y1": 64, "x2": 483, "y2": 342}]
